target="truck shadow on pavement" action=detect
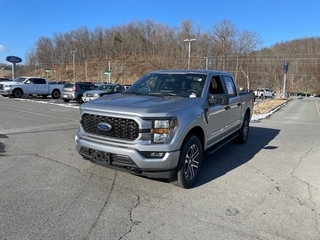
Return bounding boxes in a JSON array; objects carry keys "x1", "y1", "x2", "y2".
[
  {"x1": 194, "y1": 126, "x2": 280, "y2": 188},
  {"x1": 0, "y1": 134, "x2": 8, "y2": 156}
]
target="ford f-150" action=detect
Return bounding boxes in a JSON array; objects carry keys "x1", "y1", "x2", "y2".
[{"x1": 75, "y1": 70, "x2": 254, "y2": 188}]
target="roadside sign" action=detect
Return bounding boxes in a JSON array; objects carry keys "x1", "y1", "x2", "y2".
[
  {"x1": 45, "y1": 68, "x2": 51, "y2": 73},
  {"x1": 283, "y1": 61, "x2": 289, "y2": 73},
  {"x1": 6, "y1": 56, "x2": 22, "y2": 63},
  {"x1": 104, "y1": 70, "x2": 111, "y2": 75}
]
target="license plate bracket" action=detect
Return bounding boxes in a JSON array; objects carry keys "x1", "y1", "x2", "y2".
[{"x1": 89, "y1": 149, "x2": 111, "y2": 164}]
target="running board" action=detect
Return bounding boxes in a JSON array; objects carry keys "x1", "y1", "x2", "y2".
[{"x1": 205, "y1": 132, "x2": 239, "y2": 155}]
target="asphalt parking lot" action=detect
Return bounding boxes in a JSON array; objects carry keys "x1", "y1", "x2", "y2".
[{"x1": 1, "y1": 96, "x2": 320, "y2": 239}]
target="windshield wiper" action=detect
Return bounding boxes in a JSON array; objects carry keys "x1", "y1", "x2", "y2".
[
  {"x1": 148, "y1": 92, "x2": 177, "y2": 97},
  {"x1": 125, "y1": 91, "x2": 147, "y2": 96}
]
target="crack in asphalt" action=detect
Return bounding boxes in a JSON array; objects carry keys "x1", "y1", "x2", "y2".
[
  {"x1": 119, "y1": 189, "x2": 141, "y2": 240},
  {"x1": 291, "y1": 145, "x2": 320, "y2": 235}
]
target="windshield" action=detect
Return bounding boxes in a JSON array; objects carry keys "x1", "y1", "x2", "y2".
[
  {"x1": 14, "y1": 77, "x2": 28, "y2": 83},
  {"x1": 127, "y1": 73, "x2": 207, "y2": 98}
]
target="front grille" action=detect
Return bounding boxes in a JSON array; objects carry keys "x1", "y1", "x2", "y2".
[{"x1": 81, "y1": 113, "x2": 139, "y2": 141}]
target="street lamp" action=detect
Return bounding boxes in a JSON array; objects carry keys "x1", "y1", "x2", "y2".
[
  {"x1": 204, "y1": 57, "x2": 208, "y2": 70},
  {"x1": 184, "y1": 38, "x2": 196, "y2": 69},
  {"x1": 71, "y1": 51, "x2": 76, "y2": 82}
]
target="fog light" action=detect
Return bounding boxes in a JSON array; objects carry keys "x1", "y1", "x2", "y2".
[{"x1": 140, "y1": 151, "x2": 166, "y2": 158}]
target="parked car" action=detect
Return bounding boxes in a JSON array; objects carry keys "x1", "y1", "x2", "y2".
[
  {"x1": 61, "y1": 82, "x2": 96, "y2": 103},
  {"x1": 254, "y1": 88, "x2": 275, "y2": 99},
  {"x1": 82, "y1": 83, "x2": 124, "y2": 102}
]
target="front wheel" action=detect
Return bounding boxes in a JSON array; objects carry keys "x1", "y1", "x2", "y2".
[
  {"x1": 12, "y1": 89, "x2": 23, "y2": 98},
  {"x1": 169, "y1": 135, "x2": 203, "y2": 189}
]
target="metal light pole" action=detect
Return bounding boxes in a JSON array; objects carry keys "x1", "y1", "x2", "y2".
[
  {"x1": 204, "y1": 57, "x2": 208, "y2": 70},
  {"x1": 235, "y1": 55, "x2": 239, "y2": 83},
  {"x1": 0, "y1": 64, "x2": 3, "y2": 77},
  {"x1": 184, "y1": 38, "x2": 196, "y2": 69},
  {"x1": 282, "y1": 61, "x2": 289, "y2": 98},
  {"x1": 71, "y1": 51, "x2": 76, "y2": 82}
]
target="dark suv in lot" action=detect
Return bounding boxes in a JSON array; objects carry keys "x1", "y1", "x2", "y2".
[{"x1": 61, "y1": 82, "x2": 96, "y2": 103}]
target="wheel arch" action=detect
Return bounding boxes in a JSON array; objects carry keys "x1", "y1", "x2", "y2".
[
  {"x1": 12, "y1": 87, "x2": 24, "y2": 96},
  {"x1": 184, "y1": 126, "x2": 205, "y2": 151}
]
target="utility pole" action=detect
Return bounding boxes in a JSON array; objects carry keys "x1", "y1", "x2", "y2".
[
  {"x1": 235, "y1": 55, "x2": 239, "y2": 83},
  {"x1": 71, "y1": 51, "x2": 76, "y2": 82},
  {"x1": 282, "y1": 61, "x2": 289, "y2": 98},
  {"x1": 184, "y1": 39, "x2": 196, "y2": 69},
  {"x1": 204, "y1": 57, "x2": 208, "y2": 70}
]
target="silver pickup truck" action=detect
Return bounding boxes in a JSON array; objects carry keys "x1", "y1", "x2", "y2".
[{"x1": 75, "y1": 70, "x2": 254, "y2": 188}]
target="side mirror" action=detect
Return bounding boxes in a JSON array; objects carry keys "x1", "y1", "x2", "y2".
[{"x1": 208, "y1": 94, "x2": 229, "y2": 105}]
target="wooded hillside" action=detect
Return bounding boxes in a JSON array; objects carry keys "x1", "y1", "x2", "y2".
[{"x1": 13, "y1": 19, "x2": 320, "y2": 95}]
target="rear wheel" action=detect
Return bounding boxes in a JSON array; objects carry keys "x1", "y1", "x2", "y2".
[
  {"x1": 169, "y1": 135, "x2": 202, "y2": 189},
  {"x1": 51, "y1": 90, "x2": 60, "y2": 99},
  {"x1": 236, "y1": 113, "x2": 250, "y2": 144},
  {"x1": 12, "y1": 89, "x2": 23, "y2": 98}
]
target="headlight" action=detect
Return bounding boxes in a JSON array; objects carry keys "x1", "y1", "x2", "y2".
[
  {"x1": 83, "y1": 93, "x2": 87, "y2": 97},
  {"x1": 94, "y1": 93, "x2": 100, "y2": 97},
  {"x1": 151, "y1": 118, "x2": 178, "y2": 143}
]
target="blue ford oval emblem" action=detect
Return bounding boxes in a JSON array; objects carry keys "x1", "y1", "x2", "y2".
[
  {"x1": 97, "y1": 122, "x2": 112, "y2": 131},
  {"x1": 6, "y1": 55, "x2": 22, "y2": 63}
]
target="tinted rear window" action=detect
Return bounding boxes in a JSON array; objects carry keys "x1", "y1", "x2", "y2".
[
  {"x1": 79, "y1": 84, "x2": 95, "y2": 90},
  {"x1": 63, "y1": 83, "x2": 74, "y2": 88}
]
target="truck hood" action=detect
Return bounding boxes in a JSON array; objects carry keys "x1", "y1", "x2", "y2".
[
  {"x1": 0, "y1": 81, "x2": 18, "y2": 85},
  {"x1": 82, "y1": 93, "x2": 199, "y2": 114}
]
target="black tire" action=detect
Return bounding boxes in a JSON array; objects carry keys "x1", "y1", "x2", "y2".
[
  {"x1": 12, "y1": 89, "x2": 23, "y2": 98},
  {"x1": 63, "y1": 99, "x2": 70, "y2": 102},
  {"x1": 77, "y1": 96, "x2": 84, "y2": 104},
  {"x1": 236, "y1": 113, "x2": 250, "y2": 144},
  {"x1": 169, "y1": 135, "x2": 202, "y2": 189},
  {"x1": 51, "y1": 90, "x2": 60, "y2": 99}
]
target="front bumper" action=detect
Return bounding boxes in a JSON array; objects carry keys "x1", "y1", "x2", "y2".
[
  {"x1": 0, "y1": 89, "x2": 11, "y2": 96},
  {"x1": 75, "y1": 129, "x2": 180, "y2": 179}
]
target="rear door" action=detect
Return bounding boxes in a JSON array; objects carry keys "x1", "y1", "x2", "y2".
[
  {"x1": 221, "y1": 75, "x2": 242, "y2": 133},
  {"x1": 33, "y1": 78, "x2": 48, "y2": 94}
]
